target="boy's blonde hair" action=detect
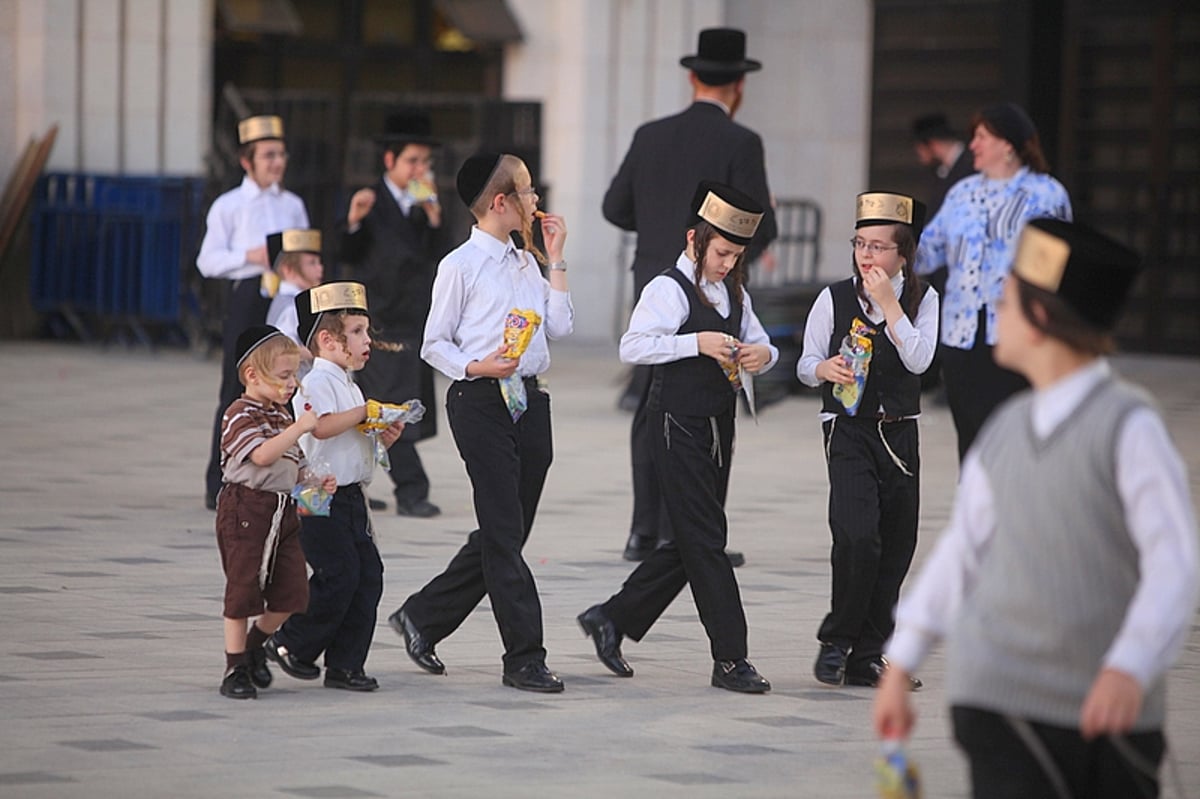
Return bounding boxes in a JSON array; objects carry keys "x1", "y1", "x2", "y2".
[
  {"x1": 239, "y1": 334, "x2": 303, "y2": 388},
  {"x1": 274, "y1": 251, "x2": 304, "y2": 276}
]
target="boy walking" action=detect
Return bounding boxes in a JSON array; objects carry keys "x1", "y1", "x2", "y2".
[
  {"x1": 874, "y1": 219, "x2": 1199, "y2": 798},
  {"x1": 390, "y1": 153, "x2": 573, "y2": 692},
  {"x1": 215, "y1": 325, "x2": 332, "y2": 699},
  {"x1": 265, "y1": 282, "x2": 404, "y2": 692}
]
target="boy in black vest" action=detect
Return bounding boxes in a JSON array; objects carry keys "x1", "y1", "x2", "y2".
[{"x1": 578, "y1": 181, "x2": 776, "y2": 693}]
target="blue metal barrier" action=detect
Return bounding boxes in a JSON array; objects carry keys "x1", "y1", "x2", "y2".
[{"x1": 31, "y1": 173, "x2": 205, "y2": 341}]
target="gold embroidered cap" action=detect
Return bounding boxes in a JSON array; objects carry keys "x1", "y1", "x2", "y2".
[
  {"x1": 1012, "y1": 218, "x2": 1141, "y2": 331},
  {"x1": 855, "y1": 191, "x2": 927, "y2": 237},
  {"x1": 691, "y1": 181, "x2": 764, "y2": 245},
  {"x1": 238, "y1": 115, "x2": 284, "y2": 144},
  {"x1": 267, "y1": 229, "x2": 322, "y2": 268},
  {"x1": 295, "y1": 282, "x2": 370, "y2": 347}
]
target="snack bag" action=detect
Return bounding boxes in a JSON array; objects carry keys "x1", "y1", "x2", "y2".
[
  {"x1": 832, "y1": 317, "x2": 876, "y2": 416},
  {"x1": 292, "y1": 456, "x2": 334, "y2": 517},
  {"x1": 356, "y1": 399, "x2": 426, "y2": 470},
  {"x1": 501, "y1": 308, "x2": 542, "y2": 359},
  {"x1": 876, "y1": 740, "x2": 921, "y2": 799}
]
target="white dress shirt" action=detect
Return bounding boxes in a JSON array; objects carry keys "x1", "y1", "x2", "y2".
[
  {"x1": 196, "y1": 176, "x2": 309, "y2": 281},
  {"x1": 293, "y1": 357, "x2": 374, "y2": 486},
  {"x1": 886, "y1": 359, "x2": 1200, "y2": 688},
  {"x1": 422, "y1": 226, "x2": 574, "y2": 381},
  {"x1": 796, "y1": 273, "x2": 939, "y2": 419},
  {"x1": 619, "y1": 252, "x2": 778, "y2": 370}
]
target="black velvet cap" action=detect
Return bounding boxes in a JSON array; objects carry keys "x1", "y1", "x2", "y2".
[
  {"x1": 1013, "y1": 218, "x2": 1142, "y2": 331},
  {"x1": 456, "y1": 152, "x2": 504, "y2": 207},
  {"x1": 690, "y1": 180, "x2": 764, "y2": 246},
  {"x1": 235, "y1": 325, "x2": 286, "y2": 369},
  {"x1": 979, "y1": 102, "x2": 1037, "y2": 152}
]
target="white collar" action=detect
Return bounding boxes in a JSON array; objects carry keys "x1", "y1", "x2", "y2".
[
  {"x1": 1031, "y1": 358, "x2": 1110, "y2": 438},
  {"x1": 311, "y1": 355, "x2": 354, "y2": 383},
  {"x1": 239, "y1": 175, "x2": 281, "y2": 199}
]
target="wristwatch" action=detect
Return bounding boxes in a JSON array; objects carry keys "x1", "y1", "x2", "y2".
[{"x1": 548, "y1": 260, "x2": 567, "y2": 272}]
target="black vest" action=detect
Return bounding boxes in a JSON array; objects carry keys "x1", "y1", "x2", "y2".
[
  {"x1": 820, "y1": 277, "x2": 926, "y2": 418},
  {"x1": 648, "y1": 268, "x2": 743, "y2": 418}
]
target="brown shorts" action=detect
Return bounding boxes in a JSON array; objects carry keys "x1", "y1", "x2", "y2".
[{"x1": 216, "y1": 482, "x2": 309, "y2": 618}]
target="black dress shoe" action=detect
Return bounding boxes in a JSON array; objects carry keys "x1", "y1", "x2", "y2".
[
  {"x1": 368, "y1": 497, "x2": 387, "y2": 511},
  {"x1": 388, "y1": 609, "x2": 445, "y2": 674},
  {"x1": 325, "y1": 668, "x2": 379, "y2": 692},
  {"x1": 577, "y1": 605, "x2": 633, "y2": 677},
  {"x1": 220, "y1": 665, "x2": 257, "y2": 699},
  {"x1": 502, "y1": 661, "x2": 564, "y2": 693},
  {"x1": 711, "y1": 659, "x2": 771, "y2": 693},
  {"x1": 813, "y1": 642, "x2": 849, "y2": 686},
  {"x1": 845, "y1": 657, "x2": 923, "y2": 691},
  {"x1": 726, "y1": 550, "x2": 746, "y2": 568},
  {"x1": 396, "y1": 499, "x2": 441, "y2": 518},
  {"x1": 622, "y1": 533, "x2": 656, "y2": 562},
  {"x1": 247, "y1": 645, "x2": 272, "y2": 689},
  {"x1": 263, "y1": 634, "x2": 321, "y2": 680}
]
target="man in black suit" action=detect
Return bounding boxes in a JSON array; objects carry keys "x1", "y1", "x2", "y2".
[
  {"x1": 603, "y1": 28, "x2": 777, "y2": 564},
  {"x1": 340, "y1": 109, "x2": 444, "y2": 518}
]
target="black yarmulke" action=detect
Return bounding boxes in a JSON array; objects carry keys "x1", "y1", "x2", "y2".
[
  {"x1": 235, "y1": 325, "x2": 285, "y2": 368},
  {"x1": 456, "y1": 152, "x2": 503, "y2": 207}
]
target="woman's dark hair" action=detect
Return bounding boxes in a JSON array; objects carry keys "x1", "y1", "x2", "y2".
[
  {"x1": 851, "y1": 223, "x2": 925, "y2": 321},
  {"x1": 970, "y1": 111, "x2": 1050, "y2": 173},
  {"x1": 1015, "y1": 277, "x2": 1115, "y2": 355},
  {"x1": 690, "y1": 220, "x2": 746, "y2": 308}
]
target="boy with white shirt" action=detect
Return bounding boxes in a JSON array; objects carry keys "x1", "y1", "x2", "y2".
[
  {"x1": 874, "y1": 218, "x2": 1199, "y2": 799},
  {"x1": 389, "y1": 152, "x2": 573, "y2": 693},
  {"x1": 198, "y1": 115, "x2": 310, "y2": 510},
  {"x1": 264, "y1": 282, "x2": 404, "y2": 692}
]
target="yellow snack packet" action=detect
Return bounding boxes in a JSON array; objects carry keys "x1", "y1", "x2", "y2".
[{"x1": 501, "y1": 308, "x2": 542, "y2": 359}]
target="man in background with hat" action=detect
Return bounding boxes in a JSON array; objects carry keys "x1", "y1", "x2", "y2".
[
  {"x1": 603, "y1": 27, "x2": 777, "y2": 565},
  {"x1": 874, "y1": 219, "x2": 1198, "y2": 797},
  {"x1": 198, "y1": 115, "x2": 310, "y2": 510},
  {"x1": 340, "y1": 109, "x2": 444, "y2": 518}
]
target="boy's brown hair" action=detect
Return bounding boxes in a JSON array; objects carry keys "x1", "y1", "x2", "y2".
[{"x1": 308, "y1": 310, "x2": 369, "y2": 358}]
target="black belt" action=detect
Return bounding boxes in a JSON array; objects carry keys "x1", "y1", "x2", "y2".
[{"x1": 455, "y1": 376, "x2": 540, "y2": 389}]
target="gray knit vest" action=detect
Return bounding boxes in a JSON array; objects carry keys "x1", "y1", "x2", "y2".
[{"x1": 945, "y1": 376, "x2": 1165, "y2": 730}]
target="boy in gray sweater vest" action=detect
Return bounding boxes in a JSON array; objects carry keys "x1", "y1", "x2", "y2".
[{"x1": 874, "y1": 218, "x2": 1198, "y2": 798}]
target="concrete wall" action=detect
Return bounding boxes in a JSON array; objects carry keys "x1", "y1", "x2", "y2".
[
  {"x1": 0, "y1": 0, "x2": 211, "y2": 186},
  {"x1": 503, "y1": 0, "x2": 872, "y2": 342}
]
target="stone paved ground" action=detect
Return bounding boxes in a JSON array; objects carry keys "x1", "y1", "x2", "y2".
[{"x1": 0, "y1": 340, "x2": 1197, "y2": 798}]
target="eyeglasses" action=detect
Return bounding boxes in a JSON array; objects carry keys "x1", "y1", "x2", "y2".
[
  {"x1": 850, "y1": 237, "x2": 899, "y2": 256},
  {"x1": 510, "y1": 187, "x2": 538, "y2": 198}
]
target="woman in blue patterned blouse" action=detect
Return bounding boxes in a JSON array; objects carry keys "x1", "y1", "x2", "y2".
[{"x1": 915, "y1": 102, "x2": 1072, "y2": 460}]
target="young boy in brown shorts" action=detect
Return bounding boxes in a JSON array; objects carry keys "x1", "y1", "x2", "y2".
[{"x1": 216, "y1": 324, "x2": 336, "y2": 699}]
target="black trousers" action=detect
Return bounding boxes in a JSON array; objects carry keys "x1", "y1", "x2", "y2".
[
  {"x1": 275, "y1": 484, "x2": 384, "y2": 673},
  {"x1": 402, "y1": 378, "x2": 553, "y2": 672},
  {"x1": 206, "y1": 278, "x2": 271, "y2": 500},
  {"x1": 604, "y1": 409, "x2": 748, "y2": 662},
  {"x1": 817, "y1": 417, "x2": 919, "y2": 667},
  {"x1": 628, "y1": 368, "x2": 673, "y2": 542},
  {"x1": 952, "y1": 706, "x2": 1165, "y2": 799},
  {"x1": 940, "y1": 313, "x2": 1029, "y2": 461}
]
